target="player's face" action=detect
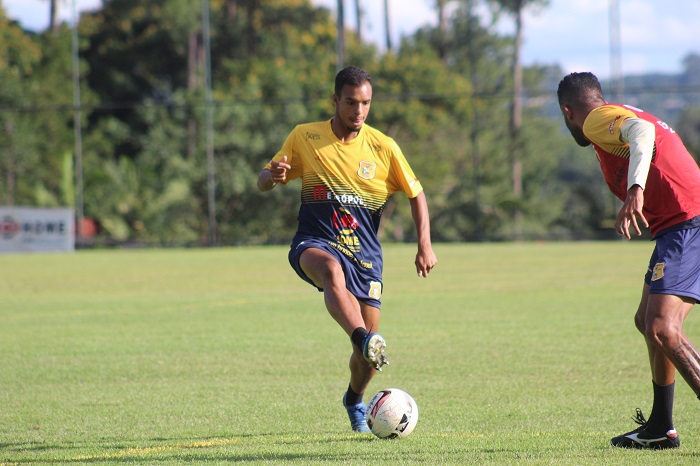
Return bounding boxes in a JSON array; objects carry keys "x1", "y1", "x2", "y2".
[
  {"x1": 334, "y1": 83, "x2": 372, "y2": 133},
  {"x1": 561, "y1": 108, "x2": 591, "y2": 147}
]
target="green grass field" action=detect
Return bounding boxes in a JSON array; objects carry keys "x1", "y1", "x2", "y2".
[{"x1": 2, "y1": 242, "x2": 700, "y2": 465}]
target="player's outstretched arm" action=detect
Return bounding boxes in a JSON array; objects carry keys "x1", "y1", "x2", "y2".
[
  {"x1": 615, "y1": 118, "x2": 653, "y2": 239},
  {"x1": 409, "y1": 191, "x2": 437, "y2": 277}
]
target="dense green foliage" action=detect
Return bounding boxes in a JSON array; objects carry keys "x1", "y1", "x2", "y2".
[
  {"x1": 2, "y1": 244, "x2": 700, "y2": 464},
  {"x1": 0, "y1": 0, "x2": 698, "y2": 245}
]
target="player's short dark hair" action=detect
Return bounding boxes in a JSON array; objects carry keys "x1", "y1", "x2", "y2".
[
  {"x1": 334, "y1": 66, "x2": 372, "y2": 97},
  {"x1": 557, "y1": 72, "x2": 604, "y2": 105}
]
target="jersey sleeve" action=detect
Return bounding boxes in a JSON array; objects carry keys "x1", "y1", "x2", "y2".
[
  {"x1": 387, "y1": 140, "x2": 423, "y2": 198},
  {"x1": 621, "y1": 118, "x2": 656, "y2": 190},
  {"x1": 582, "y1": 105, "x2": 638, "y2": 148}
]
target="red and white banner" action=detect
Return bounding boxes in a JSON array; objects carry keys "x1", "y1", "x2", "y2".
[{"x1": 0, "y1": 207, "x2": 75, "y2": 253}]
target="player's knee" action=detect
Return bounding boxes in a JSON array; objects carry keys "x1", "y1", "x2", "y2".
[
  {"x1": 318, "y1": 259, "x2": 345, "y2": 286},
  {"x1": 644, "y1": 319, "x2": 682, "y2": 350}
]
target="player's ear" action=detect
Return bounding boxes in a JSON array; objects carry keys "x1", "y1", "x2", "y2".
[{"x1": 560, "y1": 104, "x2": 574, "y2": 121}]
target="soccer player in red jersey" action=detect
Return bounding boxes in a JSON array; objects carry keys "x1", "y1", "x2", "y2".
[
  {"x1": 258, "y1": 66, "x2": 437, "y2": 432},
  {"x1": 558, "y1": 72, "x2": 700, "y2": 449}
]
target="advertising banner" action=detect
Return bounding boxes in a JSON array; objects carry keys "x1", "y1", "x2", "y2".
[{"x1": 0, "y1": 207, "x2": 75, "y2": 253}]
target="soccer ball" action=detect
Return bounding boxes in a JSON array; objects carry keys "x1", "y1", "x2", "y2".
[{"x1": 365, "y1": 388, "x2": 418, "y2": 439}]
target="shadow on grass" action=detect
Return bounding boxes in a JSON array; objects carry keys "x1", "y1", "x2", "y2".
[
  {"x1": 1, "y1": 442, "x2": 82, "y2": 453},
  {"x1": 6, "y1": 436, "x2": 700, "y2": 464},
  {"x1": 0, "y1": 433, "x2": 377, "y2": 464}
]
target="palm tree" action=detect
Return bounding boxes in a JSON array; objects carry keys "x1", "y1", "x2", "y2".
[
  {"x1": 336, "y1": 0, "x2": 345, "y2": 70},
  {"x1": 48, "y1": 0, "x2": 57, "y2": 32},
  {"x1": 383, "y1": 0, "x2": 392, "y2": 51},
  {"x1": 436, "y1": 0, "x2": 447, "y2": 59},
  {"x1": 354, "y1": 0, "x2": 362, "y2": 42},
  {"x1": 487, "y1": 0, "x2": 549, "y2": 238}
]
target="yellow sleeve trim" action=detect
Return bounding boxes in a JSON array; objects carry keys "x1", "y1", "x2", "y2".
[{"x1": 583, "y1": 105, "x2": 637, "y2": 148}]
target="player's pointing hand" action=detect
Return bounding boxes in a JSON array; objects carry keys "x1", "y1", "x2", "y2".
[{"x1": 270, "y1": 156, "x2": 291, "y2": 184}]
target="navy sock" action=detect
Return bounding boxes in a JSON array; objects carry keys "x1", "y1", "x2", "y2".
[
  {"x1": 344, "y1": 384, "x2": 363, "y2": 406},
  {"x1": 647, "y1": 380, "x2": 675, "y2": 433},
  {"x1": 351, "y1": 327, "x2": 368, "y2": 350}
]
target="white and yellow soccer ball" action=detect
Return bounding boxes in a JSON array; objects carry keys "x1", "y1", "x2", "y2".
[{"x1": 365, "y1": 388, "x2": 418, "y2": 439}]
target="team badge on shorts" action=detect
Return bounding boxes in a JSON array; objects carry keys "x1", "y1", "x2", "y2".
[
  {"x1": 358, "y1": 161, "x2": 377, "y2": 180},
  {"x1": 368, "y1": 281, "x2": 382, "y2": 300},
  {"x1": 651, "y1": 262, "x2": 665, "y2": 281}
]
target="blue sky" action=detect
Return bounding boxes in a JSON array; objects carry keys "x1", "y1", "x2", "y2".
[{"x1": 5, "y1": 0, "x2": 700, "y2": 79}]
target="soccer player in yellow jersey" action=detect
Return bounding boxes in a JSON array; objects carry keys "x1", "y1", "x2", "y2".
[{"x1": 257, "y1": 66, "x2": 437, "y2": 433}]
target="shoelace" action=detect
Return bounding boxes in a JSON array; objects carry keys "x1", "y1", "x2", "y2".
[
  {"x1": 349, "y1": 404, "x2": 365, "y2": 414},
  {"x1": 632, "y1": 408, "x2": 648, "y2": 427}
]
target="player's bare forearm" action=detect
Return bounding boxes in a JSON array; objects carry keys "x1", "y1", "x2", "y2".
[
  {"x1": 409, "y1": 192, "x2": 431, "y2": 248},
  {"x1": 409, "y1": 191, "x2": 437, "y2": 277}
]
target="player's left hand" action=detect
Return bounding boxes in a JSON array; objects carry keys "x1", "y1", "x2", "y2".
[
  {"x1": 616, "y1": 185, "x2": 649, "y2": 239},
  {"x1": 415, "y1": 246, "x2": 437, "y2": 278}
]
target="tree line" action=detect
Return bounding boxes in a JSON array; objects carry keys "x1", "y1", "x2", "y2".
[{"x1": 1, "y1": 0, "x2": 698, "y2": 246}]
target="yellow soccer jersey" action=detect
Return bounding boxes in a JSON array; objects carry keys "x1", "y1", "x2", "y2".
[{"x1": 265, "y1": 119, "x2": 422, "y2": 273}]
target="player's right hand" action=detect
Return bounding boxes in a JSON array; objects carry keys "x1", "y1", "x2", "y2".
[
  {"x1": 270, "y1": 156, "x2": 291, "y2": 184},
  {"x1": 616, "y1": 185, "x2": 648, "y2": 239}
]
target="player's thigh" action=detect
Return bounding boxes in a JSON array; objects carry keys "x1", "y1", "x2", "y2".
[
  {"x1": 634, "y1": 283, "x2": 651, "y2": 333},
  {"x1": 645, "y1": 293, "x2": 694, "y2": 334},
  {"x1": 298, "y1": 247, "x2": 344, "y2": 289}
]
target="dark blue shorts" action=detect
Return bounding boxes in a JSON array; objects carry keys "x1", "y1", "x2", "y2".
[
  {"x1": 644, "y1": 227, "x2": 700, "y2": 303},
  {"x1": 288, "y1": 238, "x2": 383, "y2": 309}
]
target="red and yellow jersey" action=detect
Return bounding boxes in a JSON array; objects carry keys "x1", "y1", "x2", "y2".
[
  {"x1": 266, "y1": 119, "x2": 422, "y2": 274},
  {"x1": 583, "y1": 104, "x2": 700, "y2": 236}
]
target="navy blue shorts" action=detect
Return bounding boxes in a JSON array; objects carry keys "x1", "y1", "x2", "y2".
[
  {"x1": 644, "y1": 227, "x2": 700, "y2": 303},
  {"x1": 288, "y1": 238, "x2": 383, "y2": 309}
]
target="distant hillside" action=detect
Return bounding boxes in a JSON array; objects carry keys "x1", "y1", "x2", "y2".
[
  {"x1": 530, "y1": 53, "x2": 700, "y2": 127},
  {"x1": 603, "y1": 52, "x2": 700, "y2": 125}
]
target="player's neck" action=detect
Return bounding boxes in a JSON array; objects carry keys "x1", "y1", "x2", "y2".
[{"x1": 331, "y1": 118, "x2": 361, "y2": 143}]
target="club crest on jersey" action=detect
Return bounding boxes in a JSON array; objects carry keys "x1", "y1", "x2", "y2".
[
  {"x1": 368, "y1": 281, "x2": 382, "y2": 300},
  {"x1": 358, "y1": 161, "x2": 377, "y2": 180},
  {"x1": 651, "y1": 262, "x2": 665, "y2": 281}
]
